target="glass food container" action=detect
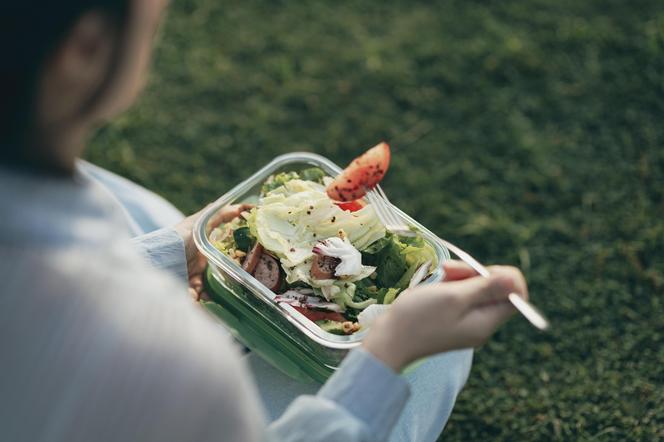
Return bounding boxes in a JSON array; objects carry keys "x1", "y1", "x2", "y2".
[{"x1": 194, "y1": 152, "x2": 450, "y2": 383}]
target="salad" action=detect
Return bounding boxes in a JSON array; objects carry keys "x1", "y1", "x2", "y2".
[{"x1": 209, "y1": 143, "x2": 437, "y2": 335}]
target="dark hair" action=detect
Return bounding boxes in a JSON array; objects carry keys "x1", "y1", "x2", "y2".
[{"x1": 0, "y1": 1, "x2": 129, "y2": 163}]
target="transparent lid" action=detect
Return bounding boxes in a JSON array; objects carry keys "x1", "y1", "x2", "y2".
[{"x1": 193, "y1": 152, "x2": 450, "y2": 349}]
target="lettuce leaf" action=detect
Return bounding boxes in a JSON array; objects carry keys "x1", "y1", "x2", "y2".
[
  {"x1": 300, "y1": 167, "x2": 326, "y2": 183},
  {"x1": 364, "y1": 232, "x2": 438, "y2": 291},
  {"x1": 261, "y1": 171, "x2": 300, "y2": 195},
  {"x1": 315, "y1": 319, "x2": 346, "y2": 335},
  {"x1": 383, "y1": 288, "x2": 401, "y2": 304},
  {"x1": 260, "y1": 167, "x2": 327, "y2": 195},
  {"x1": 252, "y1": 179, "x2": 385, "y2": 287}
]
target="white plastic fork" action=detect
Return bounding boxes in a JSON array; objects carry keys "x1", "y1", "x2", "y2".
[{"x1": 366, "y1": 185, "x2": 550, "y2": 331}]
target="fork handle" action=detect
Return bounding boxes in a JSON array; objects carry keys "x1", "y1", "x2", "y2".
[{"x1": 439, "y1": 239, "x2": 550, "y2": 331}]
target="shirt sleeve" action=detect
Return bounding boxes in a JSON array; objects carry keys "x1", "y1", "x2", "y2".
[
  {"x1": 130, "y1": 227, "x2": 188, "y2": 283},
  {"x1": 267, "y1": 348, "x2": 410, "y2": 442}
]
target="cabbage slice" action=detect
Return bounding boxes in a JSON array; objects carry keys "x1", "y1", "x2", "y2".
[{"x1": 247, "y1": 179, "x2": 385, "y2": 290}]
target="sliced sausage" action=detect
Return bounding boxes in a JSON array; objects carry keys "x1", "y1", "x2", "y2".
[
  {"x1": 310, "y1": 254, "x2": 341, "y2": 280},
  {"x1": 253, "y1": 254, "x2": 282, "y2": 292},
  {"x1": 242, "y1": 242, "x2": 263, "y2": 274}
]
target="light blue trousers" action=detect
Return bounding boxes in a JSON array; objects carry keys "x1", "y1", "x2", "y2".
[{"x1": 82, "y1": 161, "x2": 473, "y2": 442}]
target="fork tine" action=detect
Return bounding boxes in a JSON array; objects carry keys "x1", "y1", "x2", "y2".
[
  {"x1": 366, "y1": 191, "x2": 390, "y2": 227},
  {"x1": 375, "y1": 185, "x2": 402, "y2": 227},
  {"x1": 371, "y1": 187, "x2": 391, "y2": 225},
  {"x1": 369, "y1": 192, "x2": 395, "y2": 230},
  {"x1": 368, "y1": 187, "x2": 413, "y2": 235},
  {"x1": 375, "y1": 186, "x2": 409, "y2": 231},
  {"x1": 367, "y1": 191, "x2": 390, "y2": 227}
]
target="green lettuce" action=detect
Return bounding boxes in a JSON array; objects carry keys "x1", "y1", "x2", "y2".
[
  {"x1": 233, "y1": 226, "x2": 254, "y2": 251},
  {"x1": 260, "y1": 167, "x2": 327, "y2": 195},
  {"x1": 261, "y1": 171, "x2": 300, "y2": 195},
  {"x1": 300, "y1": 167, "x2": 326, "y2": 183},
  {"x1": 383, "y1": 287, "x2": 401, "y2": 304},
  {"x1": 315, "y1": 320, "x2": 346, "y2": 335},
  {"x1": 363, "y1": 232, "x2": 437, "y2": 291},
  {"x1": 251, "y1": 179, "x2": 385, "y2": 287}
]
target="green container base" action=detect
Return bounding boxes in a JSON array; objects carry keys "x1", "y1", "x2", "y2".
[{"x1": 203, "y1": 267, "x2": 333, "y2": 384}]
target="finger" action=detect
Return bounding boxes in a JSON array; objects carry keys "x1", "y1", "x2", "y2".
[
  {"x1": 487, "y1": 265, "x2": 529, "y2": 301},
  {"x1": 188, "y1": 253, "x2": 208, "y2": 278},
  {"x1": 443, "y1": 260, "x2": 479, "y2": 281},
  {"x1": 448, "y1": 274, "x2": 516, "y2": 311},
  {"x1": 209, "y1": 203, "x2": 255, "y2": 227},
  {"x1": 237, "y1": 203, "x2": 255, "y2": 213},
  {"x1": 460, "y1": 298, "x2": 515, "y2": 343},
  {"x1": 208, "y1": 206, "x2": 234, "y2": 228},
  {"x1": 189, "y1": 274, "x2": 203, "y2": 291},
  {"x1": 189, "y1": 287, "x2": 200, "y2": 301}
]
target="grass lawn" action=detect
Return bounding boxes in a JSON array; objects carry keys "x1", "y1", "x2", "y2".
[{"x1": 87, "y1": 0, "x2": 664, "y2": 439}]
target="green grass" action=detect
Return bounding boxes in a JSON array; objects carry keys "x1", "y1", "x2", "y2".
[{"x1": 87, "y1": 0, "x2": 664, "y2": 439}]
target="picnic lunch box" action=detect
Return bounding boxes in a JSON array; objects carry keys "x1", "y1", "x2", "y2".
[{"x1": 193, "y1": 152, "x2": 450, "y2": 383}]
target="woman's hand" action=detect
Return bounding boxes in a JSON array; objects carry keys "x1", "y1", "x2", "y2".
[
  {"x1": 362, "y1": 261, "x2": 528, "y2": 372},
  {"x1": 174, "y1": 203, "x2": 254, "y2": 301}
]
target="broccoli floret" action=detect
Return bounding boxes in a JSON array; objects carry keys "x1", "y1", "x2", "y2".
[
  {"x1": 300, "y1": 167, "x2": 326, "y2": 183},
  {"x1": 261, "y1": 171, "x2": 300, "y2": 194}
]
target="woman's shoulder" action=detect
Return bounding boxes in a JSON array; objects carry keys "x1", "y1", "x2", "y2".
[{"x1": 0, "y1": 242, "x2": 265, "y2": 441}]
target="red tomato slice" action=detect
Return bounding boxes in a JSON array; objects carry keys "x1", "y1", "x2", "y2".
[
  {"x1": 335, "y1": 200, "x2": 365, "y2": 212},
  {"x1": 327, "y1": 142, "x2": 391, "y2": 202},
  {"x1": 292, "y1": 306, "x2": 345, "y2": 322}
]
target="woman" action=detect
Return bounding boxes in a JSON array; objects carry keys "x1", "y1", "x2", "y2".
[{"x1": 0, "y1": 1, "x2": 528, "y2": 441}]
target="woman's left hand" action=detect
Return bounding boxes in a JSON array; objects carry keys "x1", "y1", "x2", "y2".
[{"x1": 174, "y1": 203, "x2": 254, "y2": 301}]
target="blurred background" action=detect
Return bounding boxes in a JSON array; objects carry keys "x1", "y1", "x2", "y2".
[{"x1": 86, "y1": 0, "x2": 664, "y2": 439}]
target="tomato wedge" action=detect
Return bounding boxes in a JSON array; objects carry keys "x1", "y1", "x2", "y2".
[
  {"x1": 335, "y1": 200, "x2": 365, "y2": 212},
  {"x1": 292, "y1": 306, "x2": 345, "y2": 322},
  {"x1": 327, "y1": 142, "x2": 391, "y2": 202}
]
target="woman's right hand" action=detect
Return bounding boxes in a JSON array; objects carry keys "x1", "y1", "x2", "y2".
[{"x1": 362, "y1": 262, "x2": 528, "y2": 372}]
